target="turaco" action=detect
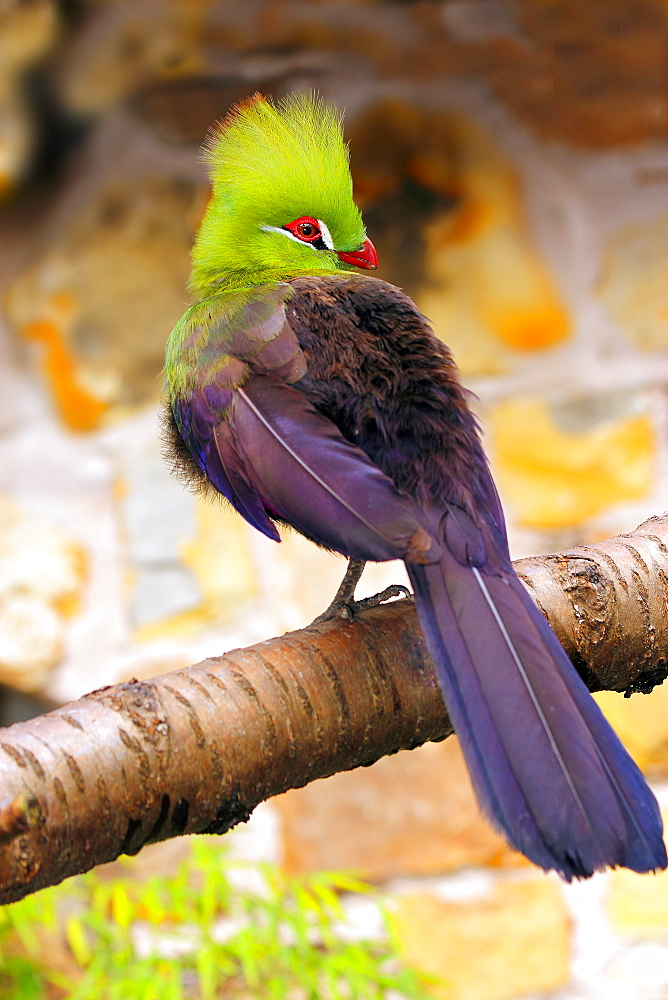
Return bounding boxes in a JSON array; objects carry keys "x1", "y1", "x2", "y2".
[{"x1": 165, "y1": 92, "x2": 667, "y2": 880}]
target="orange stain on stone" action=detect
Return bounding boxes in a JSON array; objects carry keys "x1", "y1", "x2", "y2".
[
  {"x1": 21, "y1": 319, "x2": 109, "y2": 432},
  {"x1": 487, "y1": 304, "x2": 570, "y2": 351},
  {"x1": 390, "y1": 880, "x2": 571, "y2": 1000},
  {"x1": 51, "y1": 291, "x2": 76, "y2": 314}
]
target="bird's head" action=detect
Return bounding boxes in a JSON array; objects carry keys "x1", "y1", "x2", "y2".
[{"x1": 190, "y1": 92, "x2": 377, "y2": 295}]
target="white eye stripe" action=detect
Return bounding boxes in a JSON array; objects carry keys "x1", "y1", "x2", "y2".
[
  {"x1": 262, "y1": 225, "x2": 307, "y2": 246},
  {"x1": 261, "y1": 219, "x2": 334, "y2": 251},
  {"x1": 318, "y1": 220, "x2": 334, "y2": 250}
]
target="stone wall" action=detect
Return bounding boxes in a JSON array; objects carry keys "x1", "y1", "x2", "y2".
[{"x1": 2, "y1": 2, "x2": 668, "y2": 997}]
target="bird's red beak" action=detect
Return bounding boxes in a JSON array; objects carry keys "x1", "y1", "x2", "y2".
[{"x1": 336, "y1": 237, "x2": 378, "y2": 270}]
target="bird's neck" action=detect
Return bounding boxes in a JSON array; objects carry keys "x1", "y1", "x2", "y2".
[{"x1": 190, "y1": 262, "x2": 344, "y2": 299}]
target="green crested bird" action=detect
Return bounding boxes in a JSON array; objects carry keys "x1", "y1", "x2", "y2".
[{"x1": 164, "y1": 92, "x2": 666, "y2": 880}]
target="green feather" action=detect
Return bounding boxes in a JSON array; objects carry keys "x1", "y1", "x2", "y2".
[
  {"x1": 189, "y1": 92, "x2": 367, "y2": 294},
  {"x1": 165, "y1": 283, "x2": 294, "y2": 398}
]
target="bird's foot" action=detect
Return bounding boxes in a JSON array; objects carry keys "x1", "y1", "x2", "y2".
[
  {"x1": 310, "y1": 559, "x2": 411, "y2": 625},
  {"x1": 338, "y1": 583, "x2": 412, "y2": 621}
]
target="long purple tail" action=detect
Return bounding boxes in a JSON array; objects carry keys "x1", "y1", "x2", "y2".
[{"x1": 407, "y1": 545, "x2": 667, "y2": 878}]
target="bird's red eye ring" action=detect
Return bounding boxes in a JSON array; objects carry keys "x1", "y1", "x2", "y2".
[{"x1": 284, "y1": 217, "x2": 322, "y2": 243}]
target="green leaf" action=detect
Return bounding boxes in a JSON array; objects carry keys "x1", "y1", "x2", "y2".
[
  {"x1": 196, "y1": 944, "x2": 219, "y2": 1000},
  {"x1": 65, "y1": 916, "x2": 93, "y2": 967}
]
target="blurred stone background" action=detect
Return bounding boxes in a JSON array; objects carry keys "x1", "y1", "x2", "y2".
[{"x1": 2, "y1": 1, "x2": 668, "y2": 997}]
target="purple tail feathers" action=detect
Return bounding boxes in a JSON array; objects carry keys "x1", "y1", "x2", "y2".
[{"x1": 407, "y1": 548, "x2": 667, "y2": 879}]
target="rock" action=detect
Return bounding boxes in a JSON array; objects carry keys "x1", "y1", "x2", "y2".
[
  {"x1": 598, "y1": 214, "x2": 668, "y2": 352},
  {"x1": 488, "y1": 393, "x2": 654, "y2": 529},
  {"x1": 608, "y1": 855, "x2": 668, "y2": 938},
  {"x1": 595, "y1": 686, "x2": 668, "y2": 776},
  {"x1": 0, "y1": 496, "x2": 85, "y2": 691},
  {"x1": 350, "y1": 102, "x2": 570, "y2": 376},
  {"x1": 275, "y1": 738, "x2": 527, "y2": 880},
  {"x1": 490, "y1": 0, "x2": 668, "y2": 148},
  {"x1": 390, "y1": 878, "x2": 571, "y2": 1000},
  {"x1": 0, "y1": 0, "x2": 59, "y2": 195},
  {"x1": 3, "y1": 112, "x2": 206, "y2": 430}
]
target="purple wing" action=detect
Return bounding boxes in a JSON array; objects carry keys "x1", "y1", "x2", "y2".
[
  {"x1": 170, "y1": 284, "x2": 309, "y2": 541},
  {"x1": 213, "y1": 375, "x2": 440, "y2": 563}
]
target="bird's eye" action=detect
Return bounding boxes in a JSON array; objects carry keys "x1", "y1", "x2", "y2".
[{"x1": 296, "y1": 221, "x2": 320, "y2": 241}]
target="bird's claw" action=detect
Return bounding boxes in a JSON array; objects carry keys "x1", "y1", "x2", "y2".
[
  {"x1": 341, "y1": 584, "x2": 412, "y2": 620},
  {"x1": 311, "y1": 583, "x2": 411, "y2": 626}
]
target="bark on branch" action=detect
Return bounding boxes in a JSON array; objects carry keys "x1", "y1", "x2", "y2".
[{"x1": 1, "y1": 515, "x2": 668, "y2": 904}]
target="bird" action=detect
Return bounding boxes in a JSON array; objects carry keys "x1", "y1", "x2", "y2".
[{"x1": 164, "y1": 92, "x2": 667, "y2": 880}]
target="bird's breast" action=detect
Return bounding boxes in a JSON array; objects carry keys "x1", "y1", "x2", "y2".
[{"x1": 285, "y1": 274, "x2": 489, "y2": 510}]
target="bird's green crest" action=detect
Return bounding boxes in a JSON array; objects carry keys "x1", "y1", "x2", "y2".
[{"x1": 190, "y1": 92, "x2": 367, "y2": 294}]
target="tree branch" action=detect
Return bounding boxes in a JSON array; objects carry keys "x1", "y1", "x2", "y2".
[{"x1": 1, "y1": 515, "x2": 667, "y2": 904}]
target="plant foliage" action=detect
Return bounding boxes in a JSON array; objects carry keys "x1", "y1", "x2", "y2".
[{"x1": 0, "y1": 837, "x2": 437, "y2": 999}]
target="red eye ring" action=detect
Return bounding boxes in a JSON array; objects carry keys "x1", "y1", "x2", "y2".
[{"x1": 284, "y1": 217, "x2": 322, "y2": 243}]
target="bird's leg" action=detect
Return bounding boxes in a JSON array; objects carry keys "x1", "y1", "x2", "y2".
[
  {"x1": 310, "y1": 558, "x2": 411, "y2": 625},
  {"x1": 312, "y1": 559, "x2": 365, "y2": 623}
]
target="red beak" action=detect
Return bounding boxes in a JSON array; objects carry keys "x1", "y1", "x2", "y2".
[{"x1": 336, "y1": 237, "x2": 378, "y2": 270}]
